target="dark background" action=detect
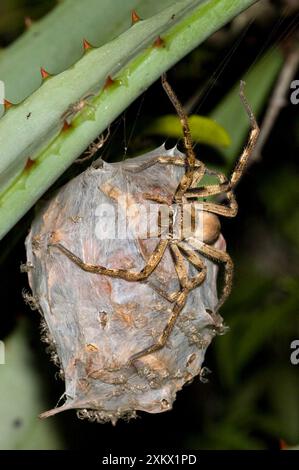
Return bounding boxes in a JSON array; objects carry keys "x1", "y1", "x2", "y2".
[{"x1": 0, "y1": 0, "x2": 298, "y2": 450}]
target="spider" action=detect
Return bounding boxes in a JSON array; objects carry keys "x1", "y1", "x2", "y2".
[
  {"x1": 62, "y1": 93, "x2": 95, "y2": 122},
  {"x1": 75, "y1": 128, "x2": 110, "y2": 164},
  {"x1": 50, "y1": 74, "x2": 259, "y2": 366}
]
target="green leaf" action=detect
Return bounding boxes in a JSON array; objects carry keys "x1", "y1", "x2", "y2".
[
  {"x1": 189, "y1": 423, "x2": 264, "y2": 449},
  {"x1": 214, "y1": 267, "x2": 299, "y2": 387},
  {"x1": 234, "y1": 297, "x2": 297, "y2": 375},
  {"x1": 146, "y1": 114, "x2": 231, "y2": 148},
  {"x1": 0, "y1": 321, "x2": 64, "y2": 450},
  {"x1": 0, "y1": 0, "x2": 177, "y2": 106},
  {"x1": 268, "y1": 369, "x2": 299, "y2": 444},
  {"x1": 214, "y1": 269, "x2": 273, "y2": 388}
]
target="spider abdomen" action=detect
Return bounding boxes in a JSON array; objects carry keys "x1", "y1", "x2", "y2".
[{"x1": 202, "y1": 213, "x2": 221, "y2": 245}]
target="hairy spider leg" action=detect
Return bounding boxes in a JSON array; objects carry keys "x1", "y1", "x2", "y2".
[
  {"x1": 161, "y1": 74, "x2": 205, "y2": 202},
  {"x1": 186, "y1": 237, "x2": 234, "y2": 312},
  {"x1": 128, "y1": 241, "x2": 207, "y2": 364},
  {"x1": 50, "y1": 238, "x2": 168, "y2": 281}
]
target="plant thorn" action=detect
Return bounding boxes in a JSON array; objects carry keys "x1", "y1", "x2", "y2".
[
  {"x1": 40, "y1": 67, "x2": 51, "y2": 80},
  {"x1": 131, "y1": 10, "x2": 141, "y2": 25},
  {"x1": 104, "y1": 75, "x2": 115, "y2": 89},
  {"x1": 3, "y1": 99, "x2": 14, "y2": 111},
  {"x1": 83, "y1": 38, "x2": 93, "y2": 51},
  {"x1": 153, "y1": 36, "x2": 165, "y2": 48}
]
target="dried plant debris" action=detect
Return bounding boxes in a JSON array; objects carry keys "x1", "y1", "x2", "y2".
[{"x1": 26, "y1": 145, "x2": 226, "y2": 424}]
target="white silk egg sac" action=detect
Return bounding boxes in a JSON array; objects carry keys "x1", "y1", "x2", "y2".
[{"x1": 25, "y1": 145, "x2": 226, "y2": 424}]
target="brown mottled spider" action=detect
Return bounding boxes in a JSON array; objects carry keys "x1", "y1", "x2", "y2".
[
  {"x1": 75, "y1": 127, "x2": 110, "y2": 164},
  {"x1": 62, "y1": 93, "x2": 95, "y2": 122},
  {"x1": 50, "y1": 74, "x2": 259, "y2": 366}
]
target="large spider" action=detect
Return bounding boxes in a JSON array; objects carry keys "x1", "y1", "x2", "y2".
[{"x1": 50, "y1": 74, "x2": 259, "y2": 366}]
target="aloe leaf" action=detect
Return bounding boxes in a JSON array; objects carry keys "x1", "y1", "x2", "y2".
[
  {"x1": 0, "y1": 0, "x2": 176, "y2": 106},
  {"x1": 146, "y1": 114, "x2": 231, "y2": 148},
  {"x1": 0, "y1": 321, "x2": 64, "y2": 450},
  {"x1": 0, "y1": 0, "x2": 257, "y2": 240}
]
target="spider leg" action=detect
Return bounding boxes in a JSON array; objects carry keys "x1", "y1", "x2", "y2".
[
  {"x1": 82, "y1": 92, "x2": 96, "y2": 101},
  {"x1": 76, "y1": 128, "x2": 110, "y2": 164},
  {"x1": 136, "y1": 237, "x2": 183, "y2": 304},
  {"x1": 125, "y1": 155, "x2": 203, "y2": 174},
  {"x1": 128, "y1": 242, "x2": 207, "y2": 365},
  {"x1": 205, "y1": 168, "x2": 228, "y2": 181},
  {"x1": 161, "y1": 74, "x2": 196, "y2": 169},
  {"x1": 61, "y1": 93, "x2": 96, "y2": 121},
  {"x1": 183, "y1": 164, "x2": 237, "y2": 215},
  {"x1": 128, "y1": 290, "x2": 187, "y2": 365},
  {"x1": 187, "y1": 179, "x2": 228, "y2": 200},
  {"x1": 186, "y1": 183, "x2": 230, "y2": 198},
  {"x1": 161, "y1": 74, "x2": 205, "y2": 202},
  {"x1": 185, "y1": 166, "x2": 237, "y2": 215},
  {"x1": 184, "y1": 184, "x2": 238, "y2": 217},
  {"x1": 124, "y1": 156, "x2": 182, "y2": 173},
  {"x1": 190, "y1": 81, "x2": 258, "y2": 195},
  {"x1": 142, "y1": 193, "x2": 171, "y2": 205},
  {"x1": 169, "y1": 243, "x2": 190, "y2": 289},
  {"x1": 125, "y1": 155, "x2": 207, "y2": 201},
  {"x1": 186, "y1": 167, "x2": 229, "y2": 198},
  {"x1": 61, "y1": 108, "x2": 74, "y2": 121},
  {"x1": 200, "y1": 82, "x2": 259, "y2": 192},
  {"x1": 145, "y1": 282, "x2": 180, "y2": 303},
  {"x1": 230, "y1": 81, "x2": 259, "y2": 188},
  {"x1": 186, "y1": 237, "x2": 233, "y2": 311},
  {"x1": 49, "y1": 238, "x2": 168, "y2": 282},
  {"x1": 177, "y1": 242, "x2": 207, "y2": 290},
  {"x1": 185, "y1": 82, "x2": 259, "y2": 216},
  {"x1": 137, "y1": 248, "x2": 181, "y2": 303},
  {"x1": 191, "y1": 192, "x2": 238, "y2": 217},
  {"x1": 141, "y1": 244, "x2": 188, "y2": 305}
]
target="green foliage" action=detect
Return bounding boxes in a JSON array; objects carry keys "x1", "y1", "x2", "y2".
[
  {"x1": 146, "y1": 114, "x2": 231, "y2": 148},
  {"x1": 0, "y1": 320, "x2": 64, "y2": 449},
  {"x1": 187, "y1": 162, "x2": 299, "y2": 449},
  {"x1": 259, "y1": 168, "x2": 299, "y2": 250}
]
